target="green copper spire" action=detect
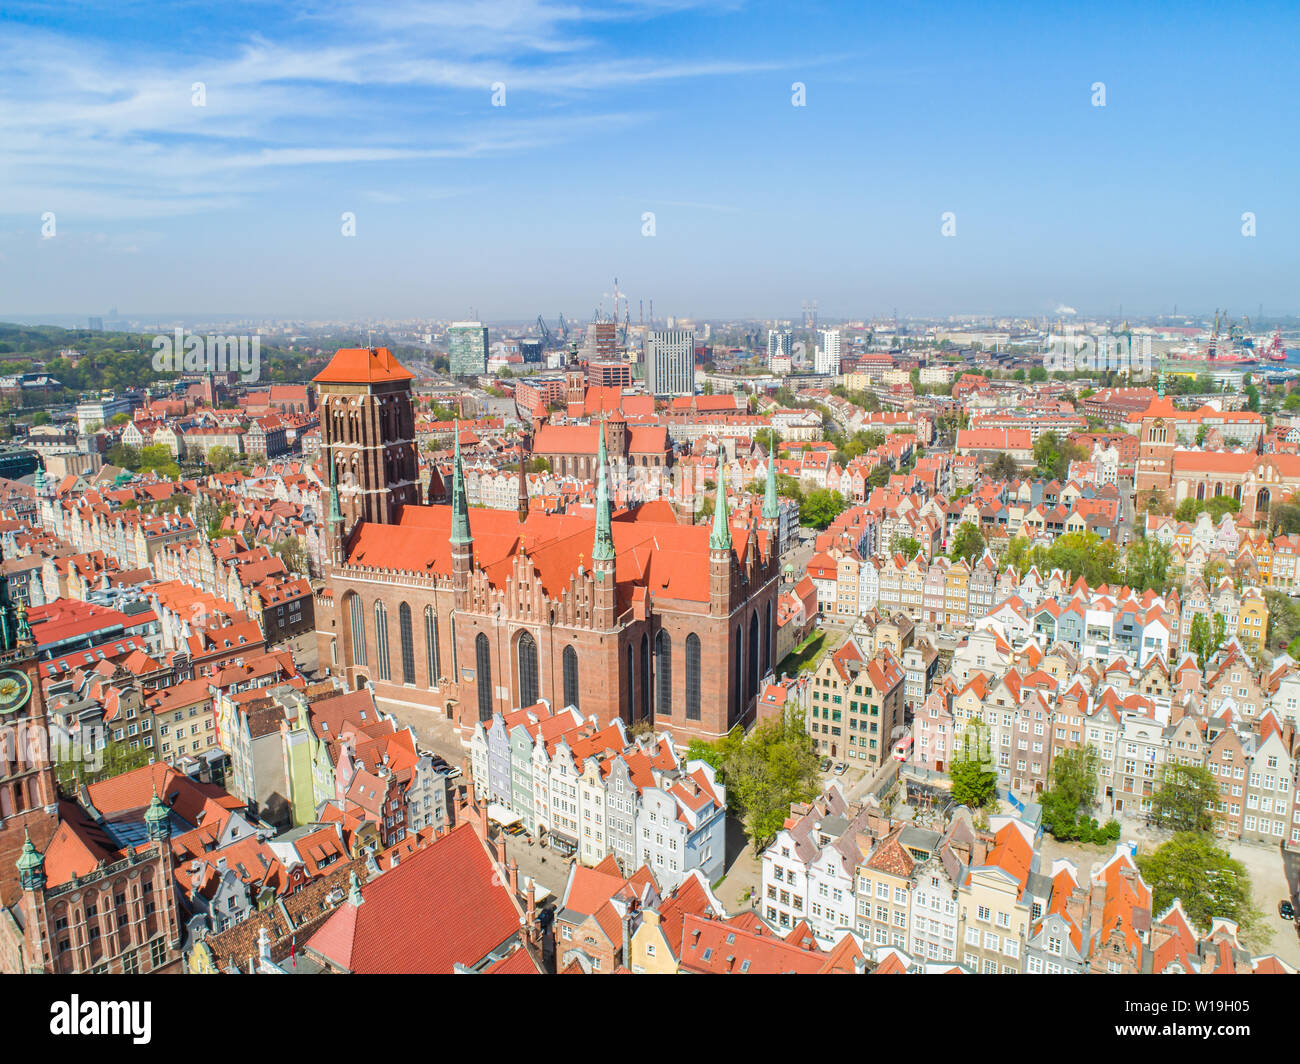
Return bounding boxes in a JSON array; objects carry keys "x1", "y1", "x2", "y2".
[
  {"x1": 16, "y1": 829, "x2": 44, "y2": 891},
  {"x1": 327, "y1": 445, "x2": 342, "y2": 523},
  {"x1": 15, "y1": 599, "x2": 31, "y2": 645},
  {"x1": 592, "y1": 422, "x2": 615, "y2": 563},
  {"x1": 710, "y1": 464, "x2": 732, "y2": 551},
  {"x1": 1157, "y1": 356, "x2": 1165, "y2": 400},
  {"x1": 450, "y1": 423, "x2": 472, "y2": 546},
  {"x1": 762, "y1": 448, "x2": 780, "y2": 520}
]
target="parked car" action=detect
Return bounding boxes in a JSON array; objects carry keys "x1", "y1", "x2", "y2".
[
  {"x1": 892, "y1": 737, "x2": 914, "y2": 763},
  {"x1": 1280, "y1": 899, "x2": 1295, "y2": 921},
  {"x1": 833, "y1": 762, "x2": 848, "y2": 775},
  {"x1": 819, "y1": 758, "x2": 832, "y2": 772}
]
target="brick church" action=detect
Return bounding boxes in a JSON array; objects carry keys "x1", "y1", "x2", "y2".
[
  {"x1": 1135, "y1": 381, "x2": 1300, "y2": 523},
  {"x1": 313, "y1": 347, "x2": 782, "y2": 745}
]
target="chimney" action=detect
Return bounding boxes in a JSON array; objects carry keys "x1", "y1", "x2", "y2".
[
  {"x1": 496, "y1": 835, "x2": 507, "y2": 868},
  {"x1": 970, "y1": 836, "x2": 989, "y2": 867},
  {"x1": 621, "y1": 908, "x2": 634, "y2": 965},
  {"x1": 507, "y1": 856, "x2": 519, "y2": 895},
  {"x1": 477, "y1": 791, "x2": 490, "y2": 842},
  {"x1": 1066, "y1": 883, "x2": 1089, "y2": 941},
  {"x1": 1088, "y1": 874, "x2": 1106, "y2": 937}
]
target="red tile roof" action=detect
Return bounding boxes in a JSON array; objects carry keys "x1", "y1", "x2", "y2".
[{"x1": 306, "y1": 822, "x2": 535, "y2": 973}]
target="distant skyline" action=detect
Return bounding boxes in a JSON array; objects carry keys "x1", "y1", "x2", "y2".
[{"x1": 1, "y1": 0, "x2": 1298, "y2": 322}]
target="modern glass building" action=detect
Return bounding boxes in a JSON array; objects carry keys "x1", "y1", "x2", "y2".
[{"x1": 447, "y1": 322, "x2": 489, "y2": 378}]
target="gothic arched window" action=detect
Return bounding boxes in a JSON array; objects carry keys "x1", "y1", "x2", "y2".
[
  {"x1": 563, "y1": 645, "x2": 580, "y2": 710},
  {"x1": 424, "y1": 607, "x2": 440, "y2": 685},
  {"x1": 517, "y1": 631, "x2": 539, "y2": 707},
  {"x1": 398, "y1": 603, "x2": 415, "y2": 685},
  {"x1": 348, "y1": 594, "x2": 366, "y2": 666},
  {"x1": 655, "y1": 630, "x2": 672, "y2": 716},
  {"x1": 685, "y1": 634, "x2": 701, "y2": 721},
  {"x1": 374, "y1": 602, "x2": 391, "y2": 682},
  {"x1": 476, "y1": 632, "x2": 493, "y2": 721}
]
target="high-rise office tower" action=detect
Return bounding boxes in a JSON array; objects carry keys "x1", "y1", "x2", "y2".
[
  {"x1": 646, "y1": 329, "x2": 696, "y2": 396},
  {"x1": 767, "y1": 329, "x2": 792, "y2": 368},
  {"x1": 816, "y1": 328, "x2": 841, "y2": 375},
  {"x1": 448, "y1": 322, "x2": 489, "y2": 378}
]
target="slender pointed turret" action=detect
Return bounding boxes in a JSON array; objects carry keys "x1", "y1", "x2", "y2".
[
  {"x1": 762, "y1": 449, "x2": 780, "y2": 521},
  {"x1": 709, "y1": 465, "x2": 732, "y2": 551},
  {"x1": 592, "y1": 423, "x2": 615, "y2": 562},
  {"x1": 517, "y1": 443, "x2": 530, "y2": 523},
  {"x1": 327, "y1": 445, "x2": 342, "y2": 523},
  {"x1": 450, "y1": 423, "x2": 472, "y2": 546}
]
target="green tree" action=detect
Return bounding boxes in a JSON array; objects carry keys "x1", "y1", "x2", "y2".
[
  {"x1": 1032, "y1": 430, "x2": 1087, "y2": 481},
  {"x1": 799, "y1": 489, "x2": 847, "y2": 530},
  {"x1": 32, "y1": 411, "x2": 51, "y2": 426},
  {"x1": 890, "y1": 533, "x2": 921, "y2": 558},
  {"x1": 949, "y1": 719, "x2": 998, "y2": 808},
  {"x1": 207, "y1": 444, "x2": 237, "y2": 473},
  {"x1": 754, "y1": 427, "x2": 782, "y2": 457},
  {"x1": 949, "y1": 522, "x2": 985, "y2": 565},
  {"x1": 988, "y1": 452, "x2": 1020, "y2": 480},
  {"x1": 1150, "y1": 763, "x2": 1219, "y2": 833},
  {"x1": 271, "y1": 535, "x2": 308, "y2": 574},
  {"x1": 1039, "y1": 746, "x2": 1119, "y2": 842},
  {"x1": 692, "y1": 712, "x2": 821, "y2": 850},
  {"x1": 1188, "y1": 612, "x2": 1227, "y2": 672},
  {"x1": 1174, "y1": 494, "x2": 1240, "y2": 524},
  {"x1": 1125, "y1": 536, "x2": 1171, "y2": 593},
  {"x1": 1269, "y1": 502, "x2": 1300, "y2": 536},
  {"x1": 1137, "y1": 833, "x2": 1266, "y2": 945}
]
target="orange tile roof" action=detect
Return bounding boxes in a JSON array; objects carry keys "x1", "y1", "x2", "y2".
[{"x1": 312, "y1": 347, "x2": 415, "y2": 386}]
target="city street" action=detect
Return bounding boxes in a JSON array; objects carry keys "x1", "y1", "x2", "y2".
[{"x1": 1228, "y1": 841, "x2": 1300, "y2": 968}]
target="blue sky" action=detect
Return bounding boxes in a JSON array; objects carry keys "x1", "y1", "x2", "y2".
[{"x1": 1, "y1": 0, "x2": 1297, "y2": 323}]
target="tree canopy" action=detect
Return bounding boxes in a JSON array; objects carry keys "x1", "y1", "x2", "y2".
[
  {"x1": 948, "y1": 718, "x2": 998, "y2": 808},
  {"x1": 687, "y1": 710, "x2": 822, "y2": 850},
  {"x1": 799, "y1": 488, "x2": 847, "y2": 530},
  {"x1": 1039, "y1": 746, "x2": 1120, "y2": 843},
  {"x1": 1137, "y1": 833, "x2": 1265, "y2": 945},
  {"x1": 1150, "y1": 763, "x2": 1219, "y2": 834},
  {"x1": 949, "y1": 522, "x2": 986, "y2": 565},
  {"x1": 1174, "y1": 494, "x2": 1240, "y2": 524}
]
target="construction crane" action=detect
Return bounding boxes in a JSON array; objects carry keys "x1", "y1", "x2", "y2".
[
  {"x1": 536, "y1": 315, "x2": 552, "y2": 348},
  {"x1": 558, "y1": 313, "x2": 569, "y2": 341}
]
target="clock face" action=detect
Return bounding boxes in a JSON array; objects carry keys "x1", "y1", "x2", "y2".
[{"x1": 0, "y1": 670, "x2": 32, "y2": 717}]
